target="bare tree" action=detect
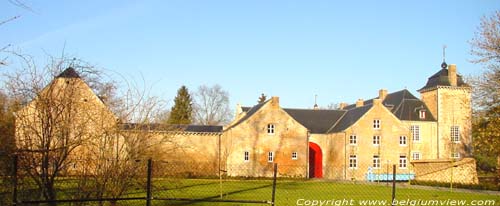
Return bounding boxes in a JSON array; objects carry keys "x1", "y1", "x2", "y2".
[
  {"x1": 5, "y1": 54, "x2": 117, "y2": 204},
  {"x1": 1, "y1": 0, "x2": 35, "y2": 66},
  {"x1": 73, "y1": 80, "x2": 170, "y2": 205},
  {"x1": 193, "y1": 84, "x2": 232, "y2": 125},
  {"x1": 469, "y1": 10, "x2": 500, "y2": 178}
]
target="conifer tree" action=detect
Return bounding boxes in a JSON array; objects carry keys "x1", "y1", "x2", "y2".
[
  {"x1": 258, "y1": 93, "x2": 267, "y2": 103},
  {"x1": 167, "y1": 85, "x2": 193, "y2": 124}
]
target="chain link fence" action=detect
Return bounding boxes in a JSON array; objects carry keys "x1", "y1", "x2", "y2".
[{"x1": 2, "y1": 156, "x2": 499, "y2": 206}]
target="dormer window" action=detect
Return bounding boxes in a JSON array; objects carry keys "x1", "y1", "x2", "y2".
[
  {"x1": 419, "y1": 110, "x2": 426, "y2": 119},
  {"x1": 267, "y1": 124, "x2": 275, "y2": 135}
]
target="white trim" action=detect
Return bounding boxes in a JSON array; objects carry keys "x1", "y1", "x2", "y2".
[
  {"x1": 349, "y1": 135, "x2": 357, "y2": 145},
  {"x1": 349, "y1": 155, "x2": 357, "y2": 169},
  {"x1": 399, "y1": 135, "x2": 407, "y2": 146},
  {"x1": 399, "y1": 155, "x2": 408, "y2": 169},
  {"x1": 267, "y1": 124, "x2": 275, "y2": 135},
  {"x1": 268, "y1": 151, "x2": 274, "y2": 162},
  {"x1": 291, "y1": 152, "x2": 298, "y2": 160},
  {"x1": 411, "y1": 151, "x2": 421, "y2": 160},
  {"x1": 244, "y1": 151, "x2": 250, "y2": 162}
]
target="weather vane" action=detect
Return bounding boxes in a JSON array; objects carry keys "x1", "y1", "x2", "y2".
[{"x1": 441, "y1": 45, "x2": 448, "y2": 69}]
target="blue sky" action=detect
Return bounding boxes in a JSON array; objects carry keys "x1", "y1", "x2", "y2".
[{"x1": 1, "y1": 1, "x2": 499, "y2": 109}]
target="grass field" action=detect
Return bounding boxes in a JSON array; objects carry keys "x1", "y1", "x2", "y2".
[
  {"x1": 7, "y1": 178, "x2": 500, "y2": 205},
  {"x1": 148, "y1": 179, "x2": 500, "y2": 206}
]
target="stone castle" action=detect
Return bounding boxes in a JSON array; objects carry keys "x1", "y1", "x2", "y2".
[{"x1": 15, "y1": 62, "x2": 478, "y2": 184}]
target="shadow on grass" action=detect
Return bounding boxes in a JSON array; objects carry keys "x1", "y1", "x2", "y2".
[{"x1": 154, "y1": 183, "x2": 273, "y2": 205}]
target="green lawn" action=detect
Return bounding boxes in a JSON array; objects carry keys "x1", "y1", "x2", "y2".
[
  {"x1": 148, "y1": 179, "x2": 500, "y2": 206},
  {"x1": 10, "y1": 178, "x2": 500, "y2": 206}
]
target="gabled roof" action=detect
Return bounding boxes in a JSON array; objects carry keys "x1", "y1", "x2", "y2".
[
  {"x1": 121, "y1": 123, "x2": 223, "y2": 133},
  {"x1": 328, "y1": 104, "x2": 372, "y2": 133},
  {"x1": 418, "y1": 68, "x2": 468, "y2": 91},
  {"x1": 342, "y1": 89, "x2": 435, "y2": 122},
  {"x1": 56, "y1": 67, "x2": 81, "y2": 78},
  {"x1": 226, "y1": 100, "x2": 270, "y2": 130},
  {"x1": 284, "y1": 109, "x2": 346, "y2": 133}
]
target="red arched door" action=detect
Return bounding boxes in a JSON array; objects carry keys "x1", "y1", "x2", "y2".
[{"x1": 309, "y1": 142, "x2": 323, "y2": 178}]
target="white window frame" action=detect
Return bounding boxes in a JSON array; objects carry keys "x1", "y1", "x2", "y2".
[
  {"x1": 399, "y1": 155, "x2": 407, "y2": 169},
  {"x1": 373, "y1": 119, "x2": 381, "y2": 130},
  {"x1": 268, "y1": 151, "x2": 274, "y2": 162},
  {"x1": 349, "y1": 135, "x2": 357, "y2": 145},
  {"x1": 373, "y1": 155, "x2": 380, "y2": 169},
  {"x1": 244, "y1": 151, "x2": 249, "y2": 162},
  {"x1": 451, "y1": 152, "x2": 461, "y2": 159},
  {"x1": 373, "y1": 135, "x2": 380, "y2": 146},
  {"x1": 267, "y1": 124, "x2": 275, "y2": 135},
  {"x1": 412, "y1": 152, "x2": 421, "y2": 160},
  {"x1": 451, "y1": 126, "x2": 460, "y2": 143},
  {"x1": 399, "y1": 136, "x2": 407, "y2": 146},
  {"x1": 419, "y1": 110, "x2": 426, "y2": 119},
  {"x1": 291, "y1": 152, "x2": 298, "y2": 160},
  {"x1": 411, "y1": 125, "x2": 420, "y2": 142},
  {"x1": 349, "y1": 155, "x2": 357, "y2": 169}
]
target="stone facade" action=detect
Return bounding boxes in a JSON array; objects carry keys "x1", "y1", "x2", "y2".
[
  {"x1": 16, "y1": 64, "x2": 478, "y2": 183},
  {"x1": 223, "y1": 97, "x2": 309, "y2": 177},
  {"x1": 412, "y1": 158, "x2": 478, "y2": 184}
]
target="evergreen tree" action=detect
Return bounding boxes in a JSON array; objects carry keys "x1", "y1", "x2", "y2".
[
  {"x1": 258, "y1": 93, "x2": 267, "y2": 103},
  {"x1": 167, "y1": 85, "x2": 193, "y2": 124}
]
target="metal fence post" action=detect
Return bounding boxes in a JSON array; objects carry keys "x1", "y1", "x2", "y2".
[
  {"x1": 12, "y1": 155, "x2": 18, "y2": 206},
  {"x1": 271, "y1": 163, "x2": 278, "y2": 205},
  {"x1": 146, "y1": 159, "x2": 152, "y2": 206},
  {"x1": 391, "y1": 164, "x2": 396, "y2": 206}
]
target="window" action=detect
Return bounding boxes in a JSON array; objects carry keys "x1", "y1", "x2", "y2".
[
  {"x1": 451, "y1": 152, "x2": 460, "y2": 159},
  {"x1": 399, "y1": 136, "x2": 407, "y2": 146},
  {"x1": 349, "y1": 135, "x2": 357, "y2": 145},
  {"x1": 244, "y1": 151, "x2": 249, "y2": 162},
  {"x1": 373, "y1": 136, "x2": 380, "y2": 146},
  {"x1": 373, "y1": 119, "x2": 381, "y2": 129},
  {"x1": 268, "y1": 152, "x2": 274, "y2": 162},
  {"x1": 292, "y1": 152, "x2": 298, "y2": 160},
  {"x1": 399, "y1": 155, "x2": 407, "y2": 169},
  {"x1": 267, "y1": 124, "x2": 275, "y2": 135},
  {"x1": 412, "y1": 152, "x2": 421, "y2": 160},
  {"x1": 419, "y1": 110, "x2": 426, "y2": 119},
  {"x1": 411, "y1": 125, "x2": 420, "y2": 142},
  {"x1": 451, "y1": 126, "x2": 460, "y2": 143},
  {"x1": 373, "y1": 155, "x2": 380, "y2": 169},
  {"x1": 349, "y1": 155, "x2": 357, "y2": 169}
]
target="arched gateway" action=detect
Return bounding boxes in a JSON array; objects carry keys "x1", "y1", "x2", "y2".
[{"x1": 308, "y1": 142, "x2": 323, "y2": 178}]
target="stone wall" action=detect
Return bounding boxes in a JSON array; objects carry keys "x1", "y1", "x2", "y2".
[{"x1": 412, "y1": 158, "x2": 478, "y2": 184}]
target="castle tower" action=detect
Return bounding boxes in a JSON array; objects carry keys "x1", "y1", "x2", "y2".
[{"x1": 418, "y1": 62, "x2": 472, "y2": 159}]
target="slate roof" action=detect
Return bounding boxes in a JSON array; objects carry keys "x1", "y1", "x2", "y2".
[
  {"x1": 56, "y1": 67, "x2": 81, "y2": 78},
  {"x1": 232, "y1": 89, "x2": 436, "y2": 134},
  {"x1": 328, "y1": 104, "x2": 372, "y2": 133},
  {"x1": 419, "y1": 68, "x2": 468, "y2": 91},
  {"x1": 343, "y1": 89, "x2": 436, "y2": 122},
  {"x1": 121, "y1": 123, "x2": 223, "y2": 133},
  {"x1": 283, "y1": 109, "x2": 346, "y2": 133}
]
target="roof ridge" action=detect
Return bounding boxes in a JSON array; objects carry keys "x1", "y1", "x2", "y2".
[
  {"x1": 283, "y1": 107, "x2": 344, "y2": 111},
  {"x1": 326, "y1": 110, "x2": 348, "y2": 133}
]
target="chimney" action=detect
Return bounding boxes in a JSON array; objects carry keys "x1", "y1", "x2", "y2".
[
  {"x1": 448, "y1": 64, "x2": 457, "y2": 86},
  {"x1": 236, "y1": 103, "x2": 243, "y2": 114},
  {"x1": 339, "y1": 102, "x2": 347, "y2": 110},
  {"x1": 356, "y1": 99, "x2": 364, "y2": 107},
  {"x1": 379, "y1": 89, "x2": 388, "y2": 100},
  {"x1": 271, "y1": 96, "x2": 280, "y2": 108},
  {"x1": 373, "y1": 98, "x2": 382, "y2": 105}
]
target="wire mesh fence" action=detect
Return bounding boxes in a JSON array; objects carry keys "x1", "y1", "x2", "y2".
[{"x1": 2, "y1": 156, "x2": 500, "y2": 206}]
